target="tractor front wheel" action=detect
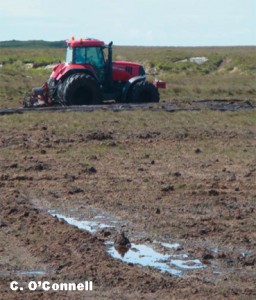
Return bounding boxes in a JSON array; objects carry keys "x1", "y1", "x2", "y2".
[
  {"x1": 128, "y1": 81, "x2": 159, "y2": 103},
  {"x1": 62, "y1": 73, "x2": 101, "y2": 105}
]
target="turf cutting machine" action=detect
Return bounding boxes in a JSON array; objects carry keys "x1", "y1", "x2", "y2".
[{"x1": 23, "y1": 37, "x2": 166, "y2": 107}]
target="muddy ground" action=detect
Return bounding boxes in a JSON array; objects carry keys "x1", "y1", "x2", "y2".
[
  {"x1": 0, "y1": 108, "x2": 255, "y2": 299},
  {"x1": 0, "y1": 99, "x2": 255, "y2": 116}
]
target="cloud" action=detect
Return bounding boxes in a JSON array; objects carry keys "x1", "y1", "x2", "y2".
[
  {"x1": 0, "y1": 0, "x2": 42, "y2": 17},
  {"x1": 0, "y1": 0, "x2": 255, "y2": 45}
]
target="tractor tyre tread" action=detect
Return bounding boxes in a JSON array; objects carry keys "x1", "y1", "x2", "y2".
[
  {"x1": 128, "y1": 81, "x2": 159, "y2": 103},
  {"x1": 61, "y1": 73, "x2": 101, "y2": 105}
]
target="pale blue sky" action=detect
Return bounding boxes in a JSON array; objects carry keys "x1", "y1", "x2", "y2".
[{"x1": 0, "y1": 0, "x2": 255, "y2": 46}]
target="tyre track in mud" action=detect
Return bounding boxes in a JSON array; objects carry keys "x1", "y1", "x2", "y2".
[{"x1": 0, "y1": 99, "x2": 255, "y2": 116}]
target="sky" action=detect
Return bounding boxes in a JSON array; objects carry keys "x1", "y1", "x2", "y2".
[{"x1": 0, "y1": 0, "x2": 255, "y2": 46}]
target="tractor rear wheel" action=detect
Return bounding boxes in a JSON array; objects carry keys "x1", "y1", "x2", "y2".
[
  {"x1": 128, "y1": 81, "x2": 159, "y2": 103},
  {"x1": 62, "y1": 73, "x2": 101, "y2": 105}
]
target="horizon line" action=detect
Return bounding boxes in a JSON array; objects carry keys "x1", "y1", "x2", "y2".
[{"x1": 0, "y1": 39, "x2": 255, "y2": 48}]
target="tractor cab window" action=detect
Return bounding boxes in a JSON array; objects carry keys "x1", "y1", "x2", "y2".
[
  {"x1": 66, "y1": 46, "x2": 73, "y2": 63},
  {"x1": 86, "y1": 47, "x2": 105, "y2": 68},
  {"x1": 74, "y1": 47, "x2": 86, "y2": 64},
  {"x1": 73, "y1": 47, "x2": 105, "y2": 67},
  {"x1": 73, "y1": 47, "x2": 105, "y2": 82}
]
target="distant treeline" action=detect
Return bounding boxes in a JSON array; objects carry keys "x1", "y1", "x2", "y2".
[{"x1": 0, "y1": 40, "x2": 66, "y2": 48}]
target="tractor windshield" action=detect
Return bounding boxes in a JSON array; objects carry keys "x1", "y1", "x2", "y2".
[
  {"x1": 66, "y1": 46, "x2": 105, "y2": 68},
  {"x1": 74, "y1": 47, "x2": 105, "y2": 67}
]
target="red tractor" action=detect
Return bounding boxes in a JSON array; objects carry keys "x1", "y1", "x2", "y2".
[{"x1": 24, "y1": 37, "x2": 166, "y2": 107}]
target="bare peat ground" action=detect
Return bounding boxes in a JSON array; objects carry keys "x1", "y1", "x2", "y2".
[{"x1": 0, "y1": 108, "x2": 255, "y2": 299}]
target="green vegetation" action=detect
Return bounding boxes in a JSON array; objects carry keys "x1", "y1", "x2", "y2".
[
  {"x1": 0, "y1": 42, "x2": 256, "y2": 108},
  {"x1": 0, "y1": 40, "x2": 66, "y2": 48},
  {"x1": 114, "y1": 46, "x2": 256, "y2": 101},
  {"x1": 0, "y1": 48, "x2": 65, "y2": 66}
]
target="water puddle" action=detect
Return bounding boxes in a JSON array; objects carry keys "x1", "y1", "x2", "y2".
[
  {"x1": 0, "y1": 270, "x2": 46, "y2": 276},
  {"x1": 49, "y1": 211, "x2": 112, "y2": 233},
  {"x1": 107, "y1": 242, "x2": 204, "y2": 276},
  {"x1": 108, "y1": 242, "x2": 182, "y2": 276},
  {"x1": 49, "y1": 209, "x2": 205, "y2": 276},
  {"x1": 17, "y1": 270, "x2": 47, "y2": 276},
  {"x1": 160, "y1": 242, "x2": 181, "y2": 250}
]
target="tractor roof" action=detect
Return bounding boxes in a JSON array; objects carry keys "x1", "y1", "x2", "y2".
[{"x1": 66, "y1": 37, "x2": 105, "y2": 48}]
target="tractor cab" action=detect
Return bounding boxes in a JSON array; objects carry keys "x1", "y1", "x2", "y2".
[
  {"x1": 66, "y1": 38, "x2": 107, "y2": 83},
  {"x1": 64, "y1": 38, "x2": 146, "y2": 90}
]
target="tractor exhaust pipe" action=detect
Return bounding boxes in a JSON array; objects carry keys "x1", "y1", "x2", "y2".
[{"x1": 106, "y1": 41, "x2": 113, "y2": 90}]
